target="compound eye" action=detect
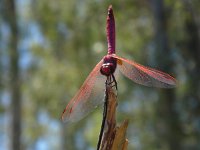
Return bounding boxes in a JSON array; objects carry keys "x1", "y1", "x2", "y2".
[{"x1": 100, "y1": 64, "x2": 113, "y2": 76}]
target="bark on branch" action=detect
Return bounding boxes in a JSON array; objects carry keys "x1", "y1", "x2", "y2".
[{"x1": 99, "y1": 86, "x2": 129, "y2": 150}]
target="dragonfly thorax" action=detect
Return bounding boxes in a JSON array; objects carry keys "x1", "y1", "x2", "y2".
[{"x1": 100, "y1": 55, "x2": 116, "y2": 76}]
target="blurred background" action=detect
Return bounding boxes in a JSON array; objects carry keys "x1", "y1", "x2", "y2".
[{"x1": 0, "y1": 0, "x2": 200, "y2": 150}]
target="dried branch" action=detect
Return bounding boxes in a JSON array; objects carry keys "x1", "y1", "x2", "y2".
[{"x1": 98, "y1": 86, "x2": 129, "y2": 150}]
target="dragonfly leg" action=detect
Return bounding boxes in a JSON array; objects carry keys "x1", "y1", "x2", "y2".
[
  {"x1": 111, "y1": 74, "x2": 118, "y2": 91},
  {"x1": 106, "y1": 76, "x2": 112, "y2": 86},
  {"x1": 106, "y1": 75, "x2": 118, "y2": 91}
]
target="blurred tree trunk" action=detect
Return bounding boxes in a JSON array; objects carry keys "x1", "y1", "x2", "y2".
[
  {"x1": 4, "y1": 0, "x2": 21, "y2": 150},
  {"x1": 180, "y1": 1, "x2": 200, "y2": 148},
  {"x1": 151, "y1": 0, "x2": 181, "y2": 149}
]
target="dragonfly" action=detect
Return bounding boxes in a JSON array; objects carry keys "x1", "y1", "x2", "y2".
[{"x1": 62, "y1": 5, "x2": 176, "y2": 123}]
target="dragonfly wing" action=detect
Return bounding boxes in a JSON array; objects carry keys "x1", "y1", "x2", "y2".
[
  {"x1": 62, "y1": 59, "x2": 106, "y2": 123},
  {"x1": 112, "y1": 55, "x2": 176, "y2": 88}
]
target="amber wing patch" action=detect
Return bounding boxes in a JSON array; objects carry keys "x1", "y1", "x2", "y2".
[{"x1": 117, "y1": 59, "x2": 123, "y2": 65}]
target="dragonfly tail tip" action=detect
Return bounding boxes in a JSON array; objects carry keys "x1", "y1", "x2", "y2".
[{"x1": 108, "y1": 5, "x2": 113, "y2": 10}]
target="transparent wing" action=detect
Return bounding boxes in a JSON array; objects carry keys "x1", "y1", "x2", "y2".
[
  {"x1": 62, "y1": 59, "x2": 106, "y2": 123},
  {"x1": 112, "y1": 55, "x2": 176, "y2": 88}
]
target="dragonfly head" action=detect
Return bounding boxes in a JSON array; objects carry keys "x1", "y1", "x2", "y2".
[{"x1": 100, "y1": 55, "x2": 116, "y2": 76}]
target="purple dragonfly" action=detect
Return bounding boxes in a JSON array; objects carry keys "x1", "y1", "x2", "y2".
[{"x1": 62, "y1": 5, "x2": 176, "y2": 122}]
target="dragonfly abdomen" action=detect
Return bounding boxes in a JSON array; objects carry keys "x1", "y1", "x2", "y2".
[{"x1": 107, "y1": 5, "x2": 115, "y2": 55}]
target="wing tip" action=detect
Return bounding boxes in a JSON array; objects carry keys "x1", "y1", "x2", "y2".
[
  {"x1": 165, "y1": 74, "x2": 178, "y2": 87},
  {"x1": 158, "y1": 77, "x2": 177, "y2": 88},
  {"x1": 170, "y1": 78, "x2": 178, "y2": 88},
  {"x1": 61, "y1": 109, "x2": 67, "y2": 123},
  {"x1": 61, "y1": 105, "x2": 73, "y2": 123}
]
